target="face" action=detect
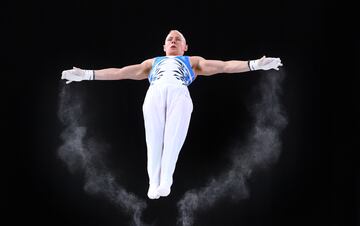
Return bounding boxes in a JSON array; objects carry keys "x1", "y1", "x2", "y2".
[{"x1": 163, "y1": 31, "x2": 188, "y2": 56}]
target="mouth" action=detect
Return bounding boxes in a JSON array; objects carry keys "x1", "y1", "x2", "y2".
[{"x1": 170, "y1": 45, "x2": 177, "y2": 49}]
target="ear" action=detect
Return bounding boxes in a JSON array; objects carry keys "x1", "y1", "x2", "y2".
[
  {"x1": 163, "y1": 44, "x2": 166, "y2": 52},
  {"x1": 184, "y1": 44, "x2": 188, "y2": 52}
]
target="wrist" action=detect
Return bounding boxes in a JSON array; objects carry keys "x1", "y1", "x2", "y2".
[
  {"x1": 249, "y1": 60, "x2": 258, "y2": 71},
  {"x1": 84, "y1": 70, "x2": 95, "y2": 80}
]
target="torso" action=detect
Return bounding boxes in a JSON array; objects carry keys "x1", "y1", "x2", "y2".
[{"x1": 148, "y1": 55, "x2": 198, "y2": 86}]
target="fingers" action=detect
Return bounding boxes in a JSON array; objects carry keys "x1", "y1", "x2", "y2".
[
  {"x1": 61, "y1": 70, "x2": 74, "y2": 84},
  {"x1": 273, "y1": 59, "x2": 283, "y2": 70},
  {"x1": 272, "y1": 58, "x2": 283, "y2": 68},
  {"x1": 266, "y1": 57, "x2": 283, "y2": 70},
  {"x1": 61, "y1": 70, "x2": 70, "y2": 80}
]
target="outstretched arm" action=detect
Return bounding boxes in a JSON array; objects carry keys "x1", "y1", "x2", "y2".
[
  {"x1": 192, "y1": 56, "x2": 282, "y2": 76},
  {"x1": 61, "y1": 59, "x2": 153, "y2": 83},
  {"x1": 94, "y1": 59, "x2": 153, "y2": 80}
]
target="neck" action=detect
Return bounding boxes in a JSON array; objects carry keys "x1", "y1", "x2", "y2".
[{"x1": 166, "y1": 54, "x2": 184, "y2": 56}]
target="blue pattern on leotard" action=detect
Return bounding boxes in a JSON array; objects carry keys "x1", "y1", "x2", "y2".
[{"x1": 148, "y1": 56, "x2": 195, "y2": 86}]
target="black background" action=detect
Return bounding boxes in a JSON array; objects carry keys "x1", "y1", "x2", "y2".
[{"x1": 4, "y1": 0, "x2": 358, "y2": 226}]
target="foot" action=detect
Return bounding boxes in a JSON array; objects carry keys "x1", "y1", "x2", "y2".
[
  {"x1": 147, "y1": 185, "x2": 160, "y2": 199},
  {"x1": 157, "y1": 185, "x2": 171, "y2": 197}
]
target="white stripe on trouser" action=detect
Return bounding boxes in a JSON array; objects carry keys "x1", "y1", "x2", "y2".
[{"x1": 143, "y1": 83, "x2": 193, "y2": 196}]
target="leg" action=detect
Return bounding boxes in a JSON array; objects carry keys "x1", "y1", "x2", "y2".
[
  {"x1": 157, "y1": 87, "x2": 193, "y2": 197},
  {"x1": 142, "y1": 86, "x2": 165, "y2": 199}
]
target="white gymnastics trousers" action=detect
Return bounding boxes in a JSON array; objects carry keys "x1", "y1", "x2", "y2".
[{"x1": 143, "y1": 83, "x2": 193, "y2": 197}]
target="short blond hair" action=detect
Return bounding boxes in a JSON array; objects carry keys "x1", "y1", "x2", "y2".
[{"x1": 166, "y1": 30, "x2": 186, "y2": 43}]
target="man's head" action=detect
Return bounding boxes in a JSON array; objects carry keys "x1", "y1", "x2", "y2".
[{"x1": 163, "y1": 30, "x2": 188, "y2": 56}]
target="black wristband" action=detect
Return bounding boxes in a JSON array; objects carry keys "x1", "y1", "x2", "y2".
[
  {"x1": 248, "y1": 61, "x2": 252, "y2": 71},
  {"x1": 92, "y1": 70, "x2": 95, "y2": 80}
]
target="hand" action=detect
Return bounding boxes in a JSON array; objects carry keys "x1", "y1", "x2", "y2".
[
  {"x1": 61, "y1": 67, "x2": 95, "y2": 84},
  {"x1": 249, "y1": 56, "x2": 283, "y2": 71}
]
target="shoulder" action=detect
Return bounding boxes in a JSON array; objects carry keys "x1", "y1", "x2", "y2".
[
  {"x1": 141, "y1": 58, "x2": 155, "y2": 69},
  {"x1": 142, "y1": 58, "x2": 155, "y2": 64},
  {"x1": 189, "y1": 56, "x2": 205, "y2": 68},
  {"x1": 189, "y1": 56, "x2": 205, "y2": 61}
]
